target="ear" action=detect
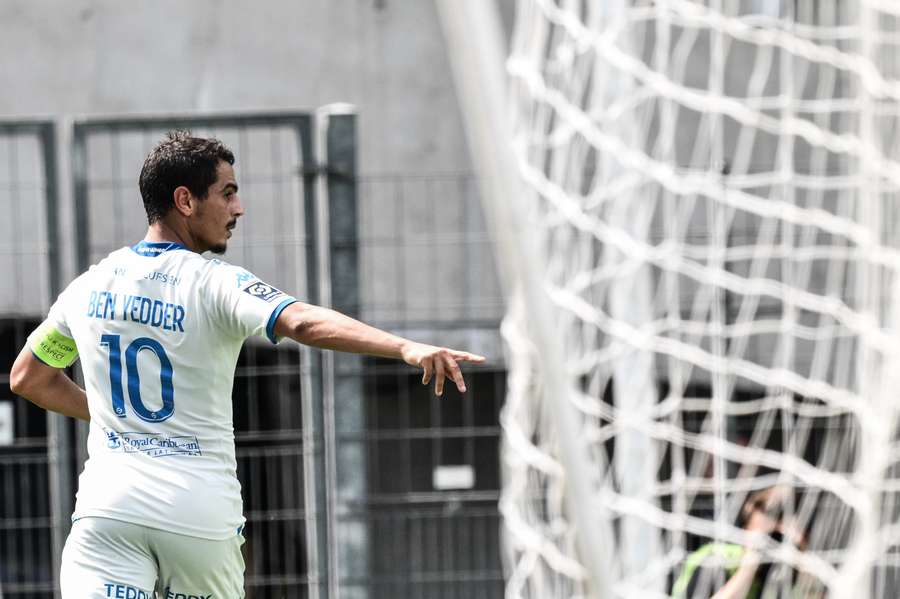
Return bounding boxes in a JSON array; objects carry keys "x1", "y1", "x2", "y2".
[{"x1": 172, "y1": 186, "x2": 194, "y2": 217}]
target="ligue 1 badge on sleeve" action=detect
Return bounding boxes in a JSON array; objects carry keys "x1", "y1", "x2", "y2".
[{"x1": 242, "y1": 280, "x2": 285, "y2": 302}]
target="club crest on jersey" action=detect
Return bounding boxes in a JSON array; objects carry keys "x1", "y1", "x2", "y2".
[{"x1": 242, "y1": 280, "x2": 285, "y2": 302}]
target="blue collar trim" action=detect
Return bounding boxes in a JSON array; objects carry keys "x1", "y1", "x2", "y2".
[{"x1": 130, "y1": 241, "x2": 189, "y2": 257}]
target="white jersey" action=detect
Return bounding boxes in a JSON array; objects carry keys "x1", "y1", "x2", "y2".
[{"x1": 31, "y1": 241, "x2": 297, "y2": 540}]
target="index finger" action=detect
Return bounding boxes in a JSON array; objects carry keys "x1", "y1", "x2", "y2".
[{"x1": 451, "y1": 351, "x2": 486, "y2": 363}]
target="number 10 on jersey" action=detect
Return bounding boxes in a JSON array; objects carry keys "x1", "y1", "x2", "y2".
[{"x1": 100, "y1": 334, "x2": 175, "y2": 422}]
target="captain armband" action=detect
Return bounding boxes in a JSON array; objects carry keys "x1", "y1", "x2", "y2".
[{"x1": 28, "y1": 321, "x2": 79, "y2": 368}]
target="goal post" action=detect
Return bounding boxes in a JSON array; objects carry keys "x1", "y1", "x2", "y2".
[
  {"x1": 435, "y1": 1, "x2": 615, "y2": 597},
  {"x1": 439, "y1": 0, "x2": 900, "y2": 598}
]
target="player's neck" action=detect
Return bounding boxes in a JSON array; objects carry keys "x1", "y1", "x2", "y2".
[{"x1": 144, "y1": 221, "x2": 198, "y2": 253}]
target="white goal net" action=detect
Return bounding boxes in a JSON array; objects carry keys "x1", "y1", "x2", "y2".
[{"x1": 444, "y1": 1, "x2": 900, "y2": 598}]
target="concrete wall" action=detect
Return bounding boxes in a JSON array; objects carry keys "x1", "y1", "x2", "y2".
[{"x1": 1, "y1": 0, "x2": 475, "y2": 174}]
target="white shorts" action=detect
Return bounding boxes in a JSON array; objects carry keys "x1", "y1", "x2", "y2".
[{"x1": 60, "y1": 517, "x2": 245, "y2": 599}]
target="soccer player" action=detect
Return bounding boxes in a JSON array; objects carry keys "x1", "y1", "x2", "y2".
[{"x1": 9, "y1": 131, "x2": 486, "y2": 598}]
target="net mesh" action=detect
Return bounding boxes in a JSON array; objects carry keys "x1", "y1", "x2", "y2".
[{"x1": 500, "y1": 1, "x2": 900, "y2": 597}]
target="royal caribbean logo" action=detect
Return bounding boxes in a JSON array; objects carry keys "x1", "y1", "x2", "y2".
[
  {"x1": 105, "y1": 431, "x2": 202, "y2": 458},
  {"x1": 242, "y1": 280, "x2": 284, "y2": 302}
]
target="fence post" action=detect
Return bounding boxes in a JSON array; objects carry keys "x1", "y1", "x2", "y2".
[
  {"x1": 315, "y1": 104, "x2": 368, "y2": 599},
  {"x1": 41, "y1": 121, "x2": 74, "y2": 599}
]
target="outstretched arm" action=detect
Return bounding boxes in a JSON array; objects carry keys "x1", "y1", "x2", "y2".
[
  {"x1": 10, "y1": 348, "x2": 90, "y2": 421},
  {"x1": 274, "y1": 301, "x2": 486, "y2": 396}
]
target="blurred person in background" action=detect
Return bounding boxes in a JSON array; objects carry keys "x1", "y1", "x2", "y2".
[{"x1": 672, "y1": 487, "x2": 821, "y2": 599}]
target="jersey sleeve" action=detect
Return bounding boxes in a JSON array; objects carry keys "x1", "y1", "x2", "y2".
[
  {"x1": 202, "y1": 261, "x2": 298, "y2": 343},
  {"x1": 27, "y1": 285, "x2": 79, "y2": 368}
]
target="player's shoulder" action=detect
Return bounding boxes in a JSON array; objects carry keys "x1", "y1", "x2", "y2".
[
  {"x1": 64, "y1": 247, "x2": 131, "y2": 288},
  {"x1": 192, "y1": 257, "x2": 272, "y2": 307},
  {"x1": 197, "y1": 259, "x2": 292, "y2": 305},
  {"x1": 78, "y1": 246, "x2": 211, "y2": 284},
  {"x1": 197, "y1": 256, "x2": 255, "y2": 285},
  {"x1": 162, "y1": 248, "x2": 216, "y2": 273},
  {"x1": 92, "y1": 246, "x2": 132, "y2": 269}
]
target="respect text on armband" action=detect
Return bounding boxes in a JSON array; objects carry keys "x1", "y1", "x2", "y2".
[{"x1": 86, "y1": 291, "x2": 186, "y2": 333}]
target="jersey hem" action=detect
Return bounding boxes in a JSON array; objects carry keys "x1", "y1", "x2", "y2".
[{"x1": 71, "y1": 509, "x2": 244, "y2": 541}]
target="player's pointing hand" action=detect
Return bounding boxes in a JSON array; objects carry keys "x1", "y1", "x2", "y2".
[{"x1": 401, "y1": 342, "x2": 486, "y2": 396}]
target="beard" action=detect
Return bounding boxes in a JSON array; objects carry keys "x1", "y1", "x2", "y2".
[{"x1": 209, "y1": 242, "x2": 228, "y2": 255}]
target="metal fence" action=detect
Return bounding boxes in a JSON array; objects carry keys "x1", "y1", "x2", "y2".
[
  {"x1": 357, "y1": 173, "x2": 503, "y2": 328},
  {"x1": 0, "y1": 121, "x2": 59, "y2": 599},
  {"x1": 346, "y1": 359, "x2": 506, "y2": 599},
  {"x1": 333, "y1": 172, "x2": 506, "y2": 598}
]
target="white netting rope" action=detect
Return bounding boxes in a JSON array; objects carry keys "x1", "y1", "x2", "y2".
[{"x1": 500, "y1": 1, "x2": 900, "y2": 597}]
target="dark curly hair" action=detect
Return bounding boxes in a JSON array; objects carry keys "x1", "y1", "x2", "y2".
[{"x1": 138, "y1": 131, "x2": 235, "y2": 224}]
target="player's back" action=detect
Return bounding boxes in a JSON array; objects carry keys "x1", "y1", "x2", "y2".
[{"x1": 41, "y1": 241, "x2": 296, "y2": 539}]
